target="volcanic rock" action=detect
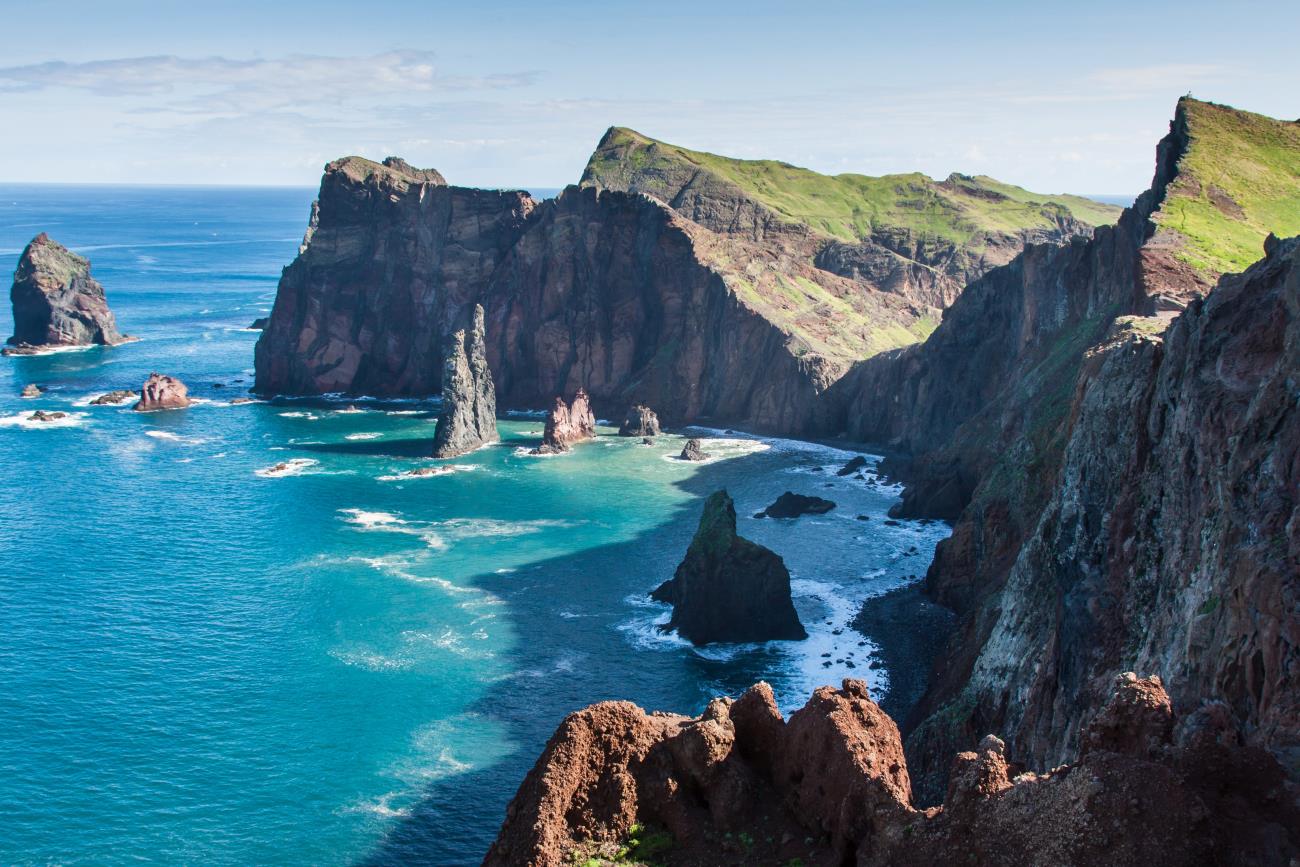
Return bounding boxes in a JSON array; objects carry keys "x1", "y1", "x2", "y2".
[
  {"x1": 133, "y1": 373, "x2": 192, "y2": 411},
  {"x1": 650, "y1": 490, "x2": 805, "y2": 645},
  {"x1": 530, "y1": 389, "x2": 595, "y2": 454},
  {"x1": 6, "y1": 233, "x2": 128, "y2": 350},
  {"x1": 431, "y1": 304, "x2": 498, "y2": 458},
  {"x1": 836, "y1": 455, "x2": 868, "y2": 476},
  {"x1": 89, "y1": 390, "x2": 136, "y2": 405},
  {"x1": 617, "y1": 404, "x2": 660, "y2": 437},
  {"x1": 27, "y1": 410, "x2": 66, "y2": 422},
  {"x1": 248, "y1": 317, "x2": 269, "y2": 330},
  {"x1": 757, "y1": 491, "x2": 837, "y2": 518},
  {"x1": 20, "y1": 383, "x2": 40, "y2": 398},
  {"x1": 677, "y1": 438, "x2": 708, "y2": 461}
]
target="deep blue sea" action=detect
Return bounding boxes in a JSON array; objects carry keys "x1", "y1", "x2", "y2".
[{"x1": 0, "y1": 184, "x2": 949, "y2": 866}]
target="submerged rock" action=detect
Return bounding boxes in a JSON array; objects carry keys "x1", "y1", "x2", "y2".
[
  {"x1": 6, "y1": 233, "x2": 128, "y2": 350},
  {"x1": 617, "y1": 404, "x2": 660, "y2": 437},
  {"x1": 651, "y1": 490, "x2": 805, "y2": 645},
  {"x1": 89, "y1": 389, "x2": 137, "y2": 405},
  {"x1": 20, "y1": 384, "x2": 41, "y2": 398},
  {"x1": 678, "y1": 438, "x2": 708, "y2": 461},
  {"x1": 133, "y1": 373, "x2": 192, "y2": 412},
  {"x1": 531, "y1": 389, "x2": 596, "y2": 454},
  {"x1": 27, "y1": 410, "x2": 67, "y2": 422},
  {"x1": 431, "y1": 304, "x2": 498, "y2": 459},
  {"x1": 757, "y1": 491, "x2": 837, "y2": 518}
]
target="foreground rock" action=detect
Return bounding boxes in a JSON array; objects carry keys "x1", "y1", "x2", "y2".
[
  {"x1": 133, "y1": 374, "x2": 192, "y2": 411},
  {"x1": 617, "y1": 404, "x2": 660, "y2": 437},
  {"x1": 431, "y1": 304, "x2": 498, "y2": 458},
  {"x1": 677, "y1": 438, "x2": 708, "y2": 461},
  {"x1": 5, "y1": 233, "x2": 128, "y2": 351},
  {"x1": 530, "y1": 389, "x2": 595, "y2": 454},
  {"x1": 756, "y1": 491, "x2": 837, "y2": 518},
  {"x1": 650, "y1": 490, "x2": 805, "y2": 645},
  {"x1": 487, "y1": 674, "x2": 1298, "y2": 867},
  {"x1": 89, "y1": 389, "x2": 136, "y2": 406}
]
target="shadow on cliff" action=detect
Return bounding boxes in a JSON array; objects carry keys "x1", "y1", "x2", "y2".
[{"x1": 350, "y1": 443, "x2": 850, "y2": 866}]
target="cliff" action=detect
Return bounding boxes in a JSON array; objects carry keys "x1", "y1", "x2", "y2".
[
  {"x1": 827, "y1": 98, "x2": 1300, "y2": 801},
  {"x1": 6, "y1": 233, "x2": 127, "y2": 350},
  {"x1": 486, "y1": 674, "x2": 1297, "y2": 866},
  {"x1": 431, "y1": 303, "x2": 498, "y2": 458},
  {"x1": 650, "y1": 490, "x2": 805, "y2": 645}
]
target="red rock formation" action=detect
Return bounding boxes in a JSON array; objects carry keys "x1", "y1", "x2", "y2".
[
  {"x1": 531, "y1": 389, "x2": 596, "y2": 454},
  {"x1": 486, "y1": 674, "x2": 1298, "y2": 866},
  {"x1": 617, "y1": 404, "x2": 660, "y2": 437},
  {"x1": 6, "y1": 233, "x2": 128, "y2": 350},
  {"x1": 133, "y1": 373, "x2": 191, "y2": 411}
]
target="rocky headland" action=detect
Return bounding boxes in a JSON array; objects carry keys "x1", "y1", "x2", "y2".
[
  {"x1": 133, "y1": 373, "x2": 192, "y2": 412},
  {"x1": 5, "y1": 233, "x2": 129, "y2": 353},
  {"x1": 431, "y1": 304, "x2": 498, "y2": 458},
  {"x1": 650, "y1": 490, "x2": 805, "y2": 645},
  {"x1": 531, "y1": 389, "x2": 596, "y2": 454}
]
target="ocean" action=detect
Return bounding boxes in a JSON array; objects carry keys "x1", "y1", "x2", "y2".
[{"x1": 0, "y1": 184, "x2": 949, "y2": 865}]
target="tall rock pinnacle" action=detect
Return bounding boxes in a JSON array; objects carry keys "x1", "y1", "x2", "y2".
[{"x1": 431, "y1": 304, "x2": 498, "y2": 458}]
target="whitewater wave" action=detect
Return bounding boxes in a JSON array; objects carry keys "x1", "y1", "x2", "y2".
[
  {"x1": 145, "y1": 430, "x2": 207, "y2": 444},
  {"x1": 255, "y1": 458, "x2": 319, "y2": 478},
  {"x1": 338, "y1": 508, "x2": 576, "y2": 552},
  {"x1": 345, "y1": 432, "x2": 382, "y2": 441},
  {"x1": 277, "y1": 411, "x2": 319, "y2": 420},
  {"x1": 0, "y1": 411, "x2": 90, "y2": 430},
  {"x1": 375, "y1": 464, "x2": 478, "y2": 482}
]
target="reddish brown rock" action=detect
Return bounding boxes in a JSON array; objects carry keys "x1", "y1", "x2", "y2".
[
  {"x1": 6, "y1": 233, "x2": 128, "y2": 351},
  {"x1": 530, "y1": 389, "x2": 595, "y2": 454},
  {"x1": 133, "y1": 373, "x2": 192, "y2": 411},
  {"x1": 617, "y1": 404, "x2": 660, "y2": 437}
]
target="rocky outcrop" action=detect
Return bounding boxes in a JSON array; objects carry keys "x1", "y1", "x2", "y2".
[
  {"x1": 677, "y1": 438, "x2": 708, "y2": 462},
  {"x1": 431, "y1": 304, "x2": 498, "y2": 458},
  {"x1": 20, "y1": 383, "x2": 41, "y2": 398},
  {"x1": 650, "y1": 490, "x2": 805, "y2": 645},
  {"x1": 89, "y1": 389, "x2": 137, "y2": 406},
  {"x1": 133, "y1": 373, "x2": 191, "y2": 411},
  {"x1": 531, "y1": 389, "x2": 595, "y2": 454},
  {"x1": 487, "y1": 674, "x2": 1298, "y2": 867},
  {"x1": 755, "y1": 491, "x2": 837, "y2": 519},
  {"x1": 253, "y1": 156, "x2": 535, "y2": 396},
  {"x1": 5, "y1": 233, "x2": 127, "y2": 351},
  {"x1": 617, "y1": 404, "x2": 660, "y2": 437},
  {"x1": 27, "y1": 410, "x2": 67, "y2": 422}
]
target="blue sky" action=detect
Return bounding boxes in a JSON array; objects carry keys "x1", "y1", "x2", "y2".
[{"x1": 1, "y1": 0, "x2": 1295, "y2": 193}]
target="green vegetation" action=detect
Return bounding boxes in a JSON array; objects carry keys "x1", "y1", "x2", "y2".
[
  {"x1": 571, "y1": 824, "x2": 673, "y2": 867},
  {"x1": 583, "y1": 126, "x2": 1121, "y2": 245},
  {"x1": 1155, "y1": 98, "x2": 1300, "y2": 276}
]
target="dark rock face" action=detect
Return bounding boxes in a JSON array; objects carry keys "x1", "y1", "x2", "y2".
[
  {"x1": 757, "y1": 491, "x2": 837, "y2": 519},
  {"x1": 20, "y1": 384, "x2": 40, "y2": 398},
  {"x1": 431, "y1": 304, "x2": 498, "y2": 458},
  {"x1": 617, "y1": 404, "x2": 660, "y2": 437},
  {"x1": 677, "y1": 438, "x2": 708, "y2": 461},
  {"x1": 650, "y1": 490, "x2": 805, "y2": 645},
  {"x1": 531, "y1": 389, "x2": 595, "y2": 454},
  {"x1": 133, "y1": 373, "x2": 191, "y2": 411},
  {"x1": 6, "y1": 233, "x2": 127, "y2": 349},
  {"x1": 248, "y1": 317, "x2": 269, "y2": 330},
  {"x1": 835, "y1": 455, "x2": 868, "y2": 476},
  {"x1": 253, "y1": 156, "x2": 536, "y2": 396},
  {"x1": 487, "y1": 674, "x2": 1297, "y2": 867},
  {"x1": 89, "y1": 389, "x2": 136, "y2": 405},
  {"x1": 27, "y1": 410, "x2": 67, "y2": 422}
]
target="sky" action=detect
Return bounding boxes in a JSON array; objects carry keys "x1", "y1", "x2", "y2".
[{"x1": 0, "y1": 0, "x2": 1296, "y2": 195}]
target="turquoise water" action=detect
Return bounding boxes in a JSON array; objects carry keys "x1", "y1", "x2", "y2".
[{"x1": 0, "y1": 185, "x2": 949, "y2": 865}]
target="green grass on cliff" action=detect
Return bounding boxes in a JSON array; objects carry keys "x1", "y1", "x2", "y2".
[
  {"x1": 582, "y1": 127, "x2": 1121, "y2": 245},
  {"x1": 1155, "y1": 99, "x2": 1300, "y2": 275}
]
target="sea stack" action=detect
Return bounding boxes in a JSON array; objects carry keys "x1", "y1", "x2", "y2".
[
  {"x1": 678, "y1": 438, "x2": 709, "y2": 461},
  {"x1": 133, "y1": 373, "x2": 192, "y2": 411},
  {"x1": 617, "y1": 404, "x2": 660, "y2": 437},
  {"x1": 651, "y1": 490, "x2": 806, "y2": 645},
  {"x1": 5, "y1": 233, "x2": 128, "y2": 352},
  {"x1": 431, "y1": 304, "x2": 498, "y2": 458},
  {"x1": 531, "y1": 389, "x2": 596, "y2": 454}
]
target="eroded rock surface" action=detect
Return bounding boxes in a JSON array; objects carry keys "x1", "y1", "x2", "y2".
[
  {"x1": 617, "y1": 404, "x2": 660, "y2": 437},
  {"x1": 6, "y1": 233, "x2": 127, "y2": 350},
  {"x1": 650, "y1": 490, "x2": 805, "y2": 645},
  {"x1": 431, "y1": 304, "x2": 498, "y2": 458},
  {"x1": 531, "y1": 389, "x2": 595, "y2": 454},
  {"x1": 756, "y1": 491, "x2": 837, "y2": 519},
  {"x1": 677, "y1": 438, "x2": 708, "y2": 461},
  {"x1": 133, "y1": 373, "x2": 191, "y2": 411}
]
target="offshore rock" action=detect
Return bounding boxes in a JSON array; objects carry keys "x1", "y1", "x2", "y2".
[
  {"x1": 650, "y1": 490, "x2": 805, "y2": 645},
  {"x1": 27, "y1": 410, "x2": 67, "y2": 422},
  {"x1": 6, "y1": 233, "x2": 127, "y2": 350},
  {"x1": 431, "y1": 304, "x2": 498, "y2": 458},
  {"x1": 20, "y1": 383, "x2": 41, "y2": 398},
  {"x1": 133, "y1": 373, "x2": 192, "y2": 412},
  {"x1": 757, "y1": 491, "x2": 837, "y2": 519},
  {"x1": 617, "y1": 404, "x2": 660, "y2": 437},
  {"x1": 89, "y1": 389, "x2": 137, "y2": 406},
  {"x1": 487, "y1": 674, "x2": 1298, "y2": 867},
  {"x1": 677, "y1": 438, "x2": 708, "y2": 461},
  {"x1": 531, "y1": 389, "x2": 595, "y2": 454}
]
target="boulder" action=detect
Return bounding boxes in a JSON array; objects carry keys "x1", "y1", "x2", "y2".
[
  {"x1": 133, "y1": 373, "x2": 192, "y2": 412},
  {"x1": 431, "y1": 304, "x2": 498, "y2": 458},
  {"x1": 757, "y1": 491, "x2": 837, "y2": 518},
  {"x1": 6, "y1": 233, "x2": 127, "y2": 349},
  {"x1": 678, "y1": 438, "x2": 709, "y2": 461},
  {"x1": 531, "y1": 389, "x2": 595, "y2": 454},
  {"x1": 27, "y1": 410, "x2": 67, "y2": 422},
  {"x1": 89, "y1": 389, "x2": 136, "y2": 406},
  {"x1": 651, "y1": 490, "x2": 805, "y2": 645},
  {"x1": 617, "y1": 404, "x2": 660, "y2": 437},
  {"x1": 20, "y1": 384, "x2": 41, "y2": 398}
]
